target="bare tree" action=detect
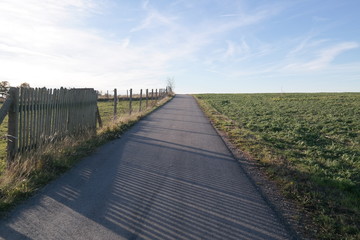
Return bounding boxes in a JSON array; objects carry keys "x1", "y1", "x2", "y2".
[{"x1": 166, "y1": 77, "x2": 175, "y2": 95}]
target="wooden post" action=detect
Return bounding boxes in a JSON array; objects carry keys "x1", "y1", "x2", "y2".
[
  {"x1": 156, "y1": 89, "x2": 158, "y2": 101},
  {"x1": 146, "y1": 89, "x2": 149, "y2": 108},
  {"x1": 113, "y1": 88, "x2": 117, "y2": 120},
  {"x1": 7, "y1": 87, "x2": 19, "y2": 163},
  {"x1": 139, "y1": 89, "x2": 142, "y2": 112},
  {"x1": 96, "y1": 105, "x2": 102, "y2": 128},
  {"x1": 129, "y1": 88, "x2": 132, "y2": 115},
  {"x1": 150, "y1": 89, "x2": 154, "y2": 106},
  {"x1": 94, "y1": 90, "x2": 97, "y2": 131},
  {"x1": 0, "y1": 97, "x2": 13, "y2": 124}
]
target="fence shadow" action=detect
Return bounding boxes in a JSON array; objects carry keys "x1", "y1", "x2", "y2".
[{"x1": 0, "y1": 95, "x2": 292, "y2": 240}]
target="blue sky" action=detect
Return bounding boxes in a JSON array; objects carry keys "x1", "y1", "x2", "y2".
[{"x1": 0, "y1": 0, "x2": 359, "y2": 93}]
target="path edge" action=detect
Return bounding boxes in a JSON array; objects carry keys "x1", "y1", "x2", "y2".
[{"x1": 192, "y1": 95, "x2": 303, "y2": 240}]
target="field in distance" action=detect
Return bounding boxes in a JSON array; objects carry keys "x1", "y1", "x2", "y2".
[{"x1": 195, "y1": 93, "x2": 359, "y2": 240}]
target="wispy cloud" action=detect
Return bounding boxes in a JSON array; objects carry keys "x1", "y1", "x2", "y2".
[
  {"x1": 142, "y1": 0, "x2": 150, "y2": 10},
  {"x1": 284, "y1": 42, "x2": 359, "y2": 71},
  {"x1": 0, "y1": 0, "x2": 170, "y2": 90},
  {"x1": 131, "y1": 0, "x2": 178, "y2": 33},
  {"x1": 287, "y1": 34, "x2": 330, "y2": 57},
  {"x1": 212, "y1": 8, "x2": 281, "y2": 36},
  {"x1": 130, "y1": 9, "x2": 176, "y2": 32}
]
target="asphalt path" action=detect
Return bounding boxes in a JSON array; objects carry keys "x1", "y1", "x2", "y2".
[{"x1": 0, "y1": 95, "x2": 295, "y2": 240}]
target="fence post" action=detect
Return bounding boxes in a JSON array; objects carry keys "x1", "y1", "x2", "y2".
[
  {"x1": 146, "y1": 89, "x2": 149, "y2": 108},
  {"x1": 139, "y1": 89, "x2": 142, "y2": 112},
  {"x1": 7, "y1": 87, "x2": 19, "y2": 163},
  {"x1": 129, "y1": 88, "x2": 132, "y2": 115},
  {"x1": 96, "y1": 105, "x2": 102, "y2": 128},
  {"x1": 156, "y1": 89, "x2": 158, "y2": 101},
  {"x1": 0, "y1": 96, "x2": 13, "y2": 124},
  {"x1": 113, "y1": 88, "x2": 117, "y2": 120}
]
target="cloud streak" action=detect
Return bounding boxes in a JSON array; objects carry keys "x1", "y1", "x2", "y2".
[{"x1": 284, "y1": 42, "x2": 359, "y2": 71}]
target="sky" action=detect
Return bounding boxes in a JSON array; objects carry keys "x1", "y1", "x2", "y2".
[{"x1": 0, "y1": 0, "x2": 359, "y2": 94}]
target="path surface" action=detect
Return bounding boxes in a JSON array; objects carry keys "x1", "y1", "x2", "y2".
[{"x1": 0, "y1": 95, "x2": 295, "y2": 240}]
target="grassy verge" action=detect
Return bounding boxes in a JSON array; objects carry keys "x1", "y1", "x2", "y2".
[
  {"x1": 194, "y1": 93, "x2": 359, "y2": 240},
  {"x1": 0, "y1": 96, "x2": 173, "y2": 217}
]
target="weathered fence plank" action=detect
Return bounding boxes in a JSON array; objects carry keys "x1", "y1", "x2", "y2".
[
  {"x1": 24, "y1": 88, "x2": 30, "y2": 152},
  {"x1": 7, "y1": 88, "x2": 19, "y2": 160}
]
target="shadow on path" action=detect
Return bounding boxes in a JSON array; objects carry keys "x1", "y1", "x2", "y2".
[{"x1": 0, "y1": 95, "x2": 293, "y2": 240}]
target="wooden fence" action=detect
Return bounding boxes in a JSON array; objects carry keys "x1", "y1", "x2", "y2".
[
  {"x1": 0, "y1": 86, "x2": 168, "y2": 162},
  {"x1": 109, "y1": 88, "x2": 168, "y2": 119},
  {"x1": 1, "y1": 87, "x2": 97, "y2": 160}
]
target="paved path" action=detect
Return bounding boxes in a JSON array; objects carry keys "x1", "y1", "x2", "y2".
[{"x1": 0, "y1": 95, "x2": 295, "y2": 240}]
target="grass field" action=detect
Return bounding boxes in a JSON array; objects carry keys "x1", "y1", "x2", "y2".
[
  {"x1": 97, "y1": 98, "x2": 157, "y2": 124},
  {"x1": 195, "y1": 93, "x2": 359, "y2": 239}
]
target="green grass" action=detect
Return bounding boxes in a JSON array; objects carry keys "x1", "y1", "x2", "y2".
[
  {"x1": 195, "y1": 93, "x2": 360, "y2": 240},
  {"x1": 97, "y1": 98, "x2": 157, "y2": 124}
]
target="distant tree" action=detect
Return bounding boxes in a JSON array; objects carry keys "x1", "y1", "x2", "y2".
[
  {"x1": 166, "y1": 77, "x2": 175, "y2": 95},
  {"x1": 0, "y1": 81, "x2": 10, "y2": 98},
  {"x1": 20, "y1": 82, "x2": 31, "y2": 88},
  {"x1": 0, "y1": 81, "x2": 10, "y2": 92}
]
